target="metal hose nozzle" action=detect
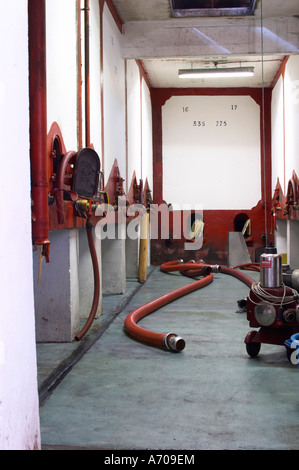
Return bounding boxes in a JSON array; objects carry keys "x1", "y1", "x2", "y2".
[{"x1": 164, "y1": 333, "x2": 186, "y2": 352}]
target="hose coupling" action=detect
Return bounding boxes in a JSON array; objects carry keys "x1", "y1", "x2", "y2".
[
  {"x1": 164, "y1": 332, "x2": 186, "y2": 352},
  {"x1": 283, "y1": 309, "x2": 296, "y2": 323},
  {"x1": 76, "y1": 199, "x2": 89, "y2": 212},
  {"x1": 202, "y1": 266, "x2": 212, "y2": 275},
  {"x1": 210, "y1": 265, "x2": 221, "y2": 273}
]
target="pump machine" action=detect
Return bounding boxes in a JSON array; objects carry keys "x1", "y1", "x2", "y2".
[{"x1": 244, "y1": 245, "x2": 299, "y2": 360}]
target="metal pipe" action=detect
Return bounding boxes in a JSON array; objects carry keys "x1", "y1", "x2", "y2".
[
  {"x1": 75, "y1": 217, "x2": 100, "y2": 340},
  {"x1": 138, "y1": 212, "x2": 149, "y2": 283},
  {"x1": 84, "y1": 0, "x2": 90, "y2": 147},
  {"x1": 76, "y1": 0, "x2": 83, "y2": 149},
  {"x1": 28, "y1": 0, "x2": 50, "y2": 257},
  {"x1": 124, "y1": 273, "x2": 214, "y2": 352}
]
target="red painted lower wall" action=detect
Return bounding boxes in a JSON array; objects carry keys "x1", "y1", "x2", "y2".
[{"x1": 150, "y1": 201, "x2": 268, "y2": 265}]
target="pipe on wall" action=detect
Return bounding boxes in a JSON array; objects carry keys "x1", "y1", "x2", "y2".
[
  {"x1": 76, "y1": 0, "x2": 83, "y2": 149},
  {"x1": 28, "y1": 0, "x2": 50, "y2": 260},
  {"x1": 84, "y1": 0, "x2": 90, "y2": 148}
]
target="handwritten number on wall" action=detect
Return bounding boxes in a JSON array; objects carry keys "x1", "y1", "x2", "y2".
[{"x1": 182, "y1": 103, "x2": 238, "y2": 127}]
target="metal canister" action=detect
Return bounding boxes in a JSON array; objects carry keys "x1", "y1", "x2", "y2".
[{"x1": 260, "y1": 245, "x2": 282, "y2": 288}]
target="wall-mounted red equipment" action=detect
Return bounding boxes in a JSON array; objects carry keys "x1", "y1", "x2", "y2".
[
  {"x1": 284, "y1": 171, "x2": 299, "y2": 219},
  {"x1": 271, "y1": 170, "x2": 299, "y2": 222}
]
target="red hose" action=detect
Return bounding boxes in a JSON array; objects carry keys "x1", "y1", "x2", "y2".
[
  {"x1": 160, "y1": 260, "x2": 255, "y2": 287},
  {"x1": 75, "y1": 218, "x2": 100, "y2": 340},
  {"x1": 219, "y1": 266, "x2": 255, "y2": 287},
  {"x1": 124, "y1": 259, "x2": 256, "y2": 352},
  {"x1": 124, "y1": 273, "x2": 213, "y2": 352},
  {"x1": 160, "y1": 260, "x2": 212, "y2": 274},
  {"x1": 233, "y1": 262, "x2": 260, "y2": 272}
]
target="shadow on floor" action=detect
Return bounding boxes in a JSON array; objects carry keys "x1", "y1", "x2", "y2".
[{"x1": 36, "y1": 272, "x2": 153, "y2": 405}]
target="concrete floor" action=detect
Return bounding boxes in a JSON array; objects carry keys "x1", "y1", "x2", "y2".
[{"x1": 38, "y1": 267, "x2": 299, "y2": 450}]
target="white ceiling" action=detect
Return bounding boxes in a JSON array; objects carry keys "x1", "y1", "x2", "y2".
[
  {"x1": 112, "y1": 0, "x2": 299, "y2": 88},
  {"x1": 141, "y1": 54, "x2": 283, "y2": 88}
]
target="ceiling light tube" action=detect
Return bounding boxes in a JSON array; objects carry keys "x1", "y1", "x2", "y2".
[{"x1": 178, "y1": 67, "x2": 255, "y2": 79}]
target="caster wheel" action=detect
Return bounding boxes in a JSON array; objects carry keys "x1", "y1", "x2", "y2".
[
  {"x1": 246, "y1": 341, "x2": 261, "y2": 358},
  {"x1": 286, "y1": 348, "x2": 298, "y2": 364}
]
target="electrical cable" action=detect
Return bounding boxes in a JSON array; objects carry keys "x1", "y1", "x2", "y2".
[{"x1": 249, "y1": 281, "x2": 298, "y2": 307}]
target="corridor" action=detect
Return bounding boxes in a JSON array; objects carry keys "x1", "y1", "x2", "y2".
[{"x1": 38, "y1": 267, "x2": 299, "y2": 450}]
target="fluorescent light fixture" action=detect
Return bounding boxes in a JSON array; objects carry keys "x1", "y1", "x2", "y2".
[{"x1": 178, "y1": 67, "x2": 255, "y2": 79}]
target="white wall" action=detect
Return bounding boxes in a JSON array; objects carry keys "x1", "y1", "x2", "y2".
[
  {"x1": 284, "y1": 56, "x2": 299, "y2": 181},
  {"x1": 46, "y1": 0, "x2": 77, "y2": 150},
  {"x1": 162, "y1": 95, "x2": 261, "y2": 209},
  {"x1": 126, "y1": 60, "x2": 142, "y2": 188},
  {"x1": 271, "y1": 74, "x2": 285, "y2": 192},
  {"x1": 125, "y1": 60, "x2": 153, "y2": 193},
  {"x1": 271, "y1": 54, "x2": 299, "y2": 266},
  {"x1": 103, "y1": 3, "x2": 126, "y2": 179},
  {"x1": 284, "y1": 56, "x2": 299, "y2": 267},
  {"x1": 141, "y1": 78, "x2": 153, "y2": 191},
  {"x1": 102, "y1": 14, "x2": 153, "y2": 195},
  {"x1": 272, "y1": 55, "x2": 299, "y2": 193},
  {"x1": 90, "y1": 0, "x2": 102, "y2": 154},
  {"x1": 0, "y1": 0, "x2": 40, "y2": 450}
]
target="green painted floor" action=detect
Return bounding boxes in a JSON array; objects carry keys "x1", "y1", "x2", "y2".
[{"x1": 38, "y1": 267, "x2": 299, "y2": 450}]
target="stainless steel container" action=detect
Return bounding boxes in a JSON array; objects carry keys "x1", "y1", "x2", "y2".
[{"x1": 260, "y1": 246, "x2": 282, "y2": 288}]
